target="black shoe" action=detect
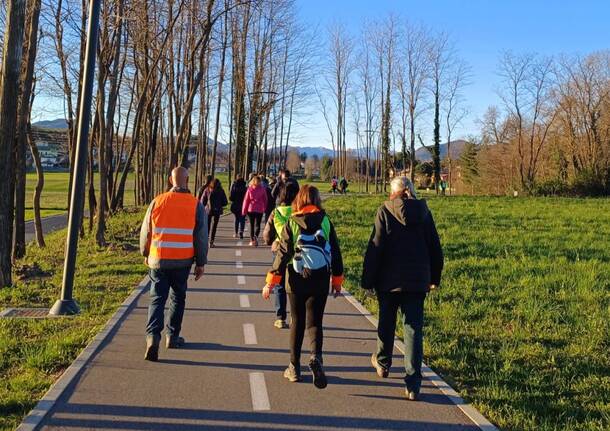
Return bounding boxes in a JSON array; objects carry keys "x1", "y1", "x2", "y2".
[
  {"x1": 283, "y1": 363, "x2": 301, "y2": 382},
  {"x1": 405, "y1": 389, "x2": 419, "y2": 401},
  {"x1": 371, "y1": 353, "x2": 389, "y2": 378},
  {"x1": 165, "y1": 335, "x2": 185, "y2": 349},
  {"x1": 239, "y1": 232, "x2": 244, "y2": 240},
  {"x1": 144, "y1": 335, "x2": 160, "y2": 361},
  {"x1": 308, "y1": 358, "x2": 327, "y2": 389}
]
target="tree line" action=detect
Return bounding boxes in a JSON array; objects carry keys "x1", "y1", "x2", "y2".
[{"x1": 0, "y1": 0, "x2": 316, "y2": 287}]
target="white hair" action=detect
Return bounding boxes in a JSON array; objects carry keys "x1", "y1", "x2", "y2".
[{"x1": 390, "y1": 176, "x2": 417, "y2": 199}]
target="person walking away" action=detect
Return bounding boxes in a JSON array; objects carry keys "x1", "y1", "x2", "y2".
[
  {"x1": 263, "y1": 185, "x2": 344, "y2": 389},
  {"x1": 230, "y1": 174, "x2": 247, "y2": 239},
  {"x1": 263, "y1": 177, "x2": 276, "y2": 223},
  {"x1": 140, "y1": 167, "x2": 208, "y2": 362},
  {"x1": 440, "y1": 179, "x2": 447, "y2": 196},
  {"x1": 361, "y1": 176, "x2": 443, "y2": 401},
  {"x1": 262, "y1": 181, "x2": 300, "y2": 329},
  {"x1": 205, "y1": 178, "x2": 228, "y2": 247},
  {"x1": 330, "y1": 176, "x2": 338, "y2": 194},
  {"x1": 242, "y1": 175, "x2": 268, "y2": 246},
  {"x1": 198, "y1": 175, "x2": 214, "y2": 202},
  {"x1": 272, "y1": 169, "x2": 300, "y2": 205},
  {"x1": 339, "y1": 177, "x2": 348, "y2": 194}
]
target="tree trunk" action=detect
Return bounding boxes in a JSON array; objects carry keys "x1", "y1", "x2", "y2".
[
  {"x1": 13, "y1": 0, "x2": 41, "y2": 260},
  {"x1": 27, "y1": 122, "x2": 44, "y2": 247},
  {"x1": 0, "y1": 0, "x2": 27, "y2": 286}
]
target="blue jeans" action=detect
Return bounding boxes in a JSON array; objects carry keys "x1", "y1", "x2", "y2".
[
  {"x1": 375, "y1": 291, "x2": 426, "y2": 393},
  {"x1": 274, "y1": 283, "x2": 287, "y2": 320},
  {"x1": 233, "y1": 213, "x2": 245, "y2": 234},
  {"x1": 146, "y1": 267, "x2": 191, "y2": 338}
]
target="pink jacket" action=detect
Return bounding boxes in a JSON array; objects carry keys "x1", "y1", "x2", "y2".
[{"x1": 242, "y1": 185, "x2": 268, "y2": 215}]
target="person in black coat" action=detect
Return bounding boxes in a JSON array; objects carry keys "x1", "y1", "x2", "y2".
[
  {"x1": 204, "y1": 179, "x2": 228, "y2": 247},
  {"x1": 361, "y1": 176, "x2": 443, "y2": 401},
  {"x1": 229, "y1": 175, "x2": 247, "y2": 239},
  {"x1": 271, "y1": 169, "x2": 300, "y2": 206}
]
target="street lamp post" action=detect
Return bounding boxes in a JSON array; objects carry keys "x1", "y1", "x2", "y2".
[{"x1": 50, "y1": 0, "x2": 101, "y2": 316}]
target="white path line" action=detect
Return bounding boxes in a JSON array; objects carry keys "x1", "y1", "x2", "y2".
[
  {"x1": 239, "y1": 295, "x2": 251, "y2": 308},
  {"x1": 237, "y1": 275, "x2": 246, "y2": 285},
  {"x1": 249, "y1": 372, "x2": 270, "y2": 411},
  {"x1": 237, "y1": 240, "x2": 243, "y2": 246},
  {"x1": 243, "y1": 323, "x2": 257, "y2": 345},
  {"x1": 235, "y1": 250, "x2": 242, "y2": 257},
  {"x1": 236, "y1": 261, "x2": 244, "y2": 269}
]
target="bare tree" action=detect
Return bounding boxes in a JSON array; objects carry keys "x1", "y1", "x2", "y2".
[{"x1": 0, "y1": 0, "x2": 26, "y2": 286}]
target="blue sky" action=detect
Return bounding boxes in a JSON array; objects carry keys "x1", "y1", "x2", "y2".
[
  {"x1": 33, "y1": 1, "x2": 609, "y2": 150},
  {"x1": 295, "y1": 0, "x2": 610, "y2": 148}
]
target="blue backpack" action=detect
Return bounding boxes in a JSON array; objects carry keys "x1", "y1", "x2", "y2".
[{"x1": 289, "y1": 216, "x2": 332, "y2": 277}]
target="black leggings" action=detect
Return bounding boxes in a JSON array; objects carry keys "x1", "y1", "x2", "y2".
[
  {"x1": 208, "y1": 213, "x2": 220, "y2": 243},
  {"x1": 247, "y1": 212, "x2": 263, "y2": 240},
  {"x1": 288, "y1": 292, "x2": 328, "y2": 366}
]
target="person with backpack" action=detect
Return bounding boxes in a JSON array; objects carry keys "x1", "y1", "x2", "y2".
[
  {"x1": 361, "y1": 176, "x2": 443, "y2": 401},
  {"x1": 230, "y1": 174, "x2": 247, "y2": 239},
  {"x1": 204, "y1": 178, "x2": 228, "y2": 248},
  {"x1": 242, "y1": 175, "x2": 268, "y2": 246},
  {"x1": 263, "y1": 185, "x2": 344, "y2": 389},
  {"x1": 262, "y1": 181, "x2": 300, "y2": 329},
  {"x1": 330, "y1": 176, "x2": 338, "y2": 194},
  {"x1": 262, "y1": 176, "x2": 275, "y2": 223},
  {"x1": 339, "y1": 177, "x2": 348, "y2": 194},
  {"x1": 198, "y1": 175, "x2": 214, "y2": 202}
]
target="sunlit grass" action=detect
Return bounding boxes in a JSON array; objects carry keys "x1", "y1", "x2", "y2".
[{"x1": 0, "y1": 208, "x2": 146, "y2": 431}]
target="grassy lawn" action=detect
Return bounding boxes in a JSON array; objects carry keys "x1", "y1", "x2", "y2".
[
  {"x1": 325, "y1": 195, "x2": 610, "y2": 431},
  {"x1": 0, "y1": 208, "x2": 146, "y2": 431},
  {"x1": 25, "y1": 172, "x2": 136, "y2": 221}
]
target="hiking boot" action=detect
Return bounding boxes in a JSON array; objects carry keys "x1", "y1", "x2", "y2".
[
  {"x1": 308, "y1": 358, "x2": 327, "y2": 389},
  {"x1": 371, "y1": 353, "x2": 389, "y2": 378},
  {"x1": 144, "y1": 334, "x2": 160, "y2": 362},
  {"x1": 405, "y1": 389, "x2": 419, "y2": 401},
  {"x1": 165, "y1": 335, "x2": 185, "y2": 349},
  {"x1": 274, "y1": 319, "x2": 289, "y2": 329},
  {"x1": 283, "y1": 363, "x2": 301, "y2": 382}
]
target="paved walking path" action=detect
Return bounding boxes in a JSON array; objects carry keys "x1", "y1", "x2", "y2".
[
  {"x1": 25, "y1": 214, "x2": 69, "y2": 243},
  {"x1": 33, "y1": 215, "x2": 483, "y2": 430}
]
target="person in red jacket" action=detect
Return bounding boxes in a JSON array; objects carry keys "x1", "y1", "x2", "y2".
[{"x1": 242, "y1": 175, "x2": 268, "y2": 246}]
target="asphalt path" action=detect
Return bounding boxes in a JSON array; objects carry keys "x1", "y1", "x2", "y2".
[
  {"x1": 37, "y1": 215, "x2": 478, "y2": 430},
  {"x1": 25, "y1": 214, "x2": 69, "y2": 243}
]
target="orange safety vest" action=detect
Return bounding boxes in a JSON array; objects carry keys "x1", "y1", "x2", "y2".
[{"x1": 149, "y1": 191, "x2": 198, "y2": 261}]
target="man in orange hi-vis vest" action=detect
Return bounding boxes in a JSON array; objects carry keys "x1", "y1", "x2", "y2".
[{"x1": 140, "y1": 167, "x2": 208, "y2": 361}]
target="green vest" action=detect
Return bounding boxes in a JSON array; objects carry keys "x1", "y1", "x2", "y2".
[{"x1": 273, "y1": 206, "x2": 292, "y2": 242}]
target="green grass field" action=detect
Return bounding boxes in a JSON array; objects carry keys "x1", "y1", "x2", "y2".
[
  {"x1": 24, "y1": 172, "x2": 136, "y2": 221},
  {"x1": 0, "y1": 208, "x2": 146, "y2": 431},
  {"x1": 325, "y1": 195, "x2": 610, "y2": 431}
]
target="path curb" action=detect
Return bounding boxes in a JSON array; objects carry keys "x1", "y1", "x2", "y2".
[
  {"x1": 341, "y1": 290, "x2": 498, "y2": 431},
  {"x1": 16, "y1": 276, "x2": 150, "y2": 431}
]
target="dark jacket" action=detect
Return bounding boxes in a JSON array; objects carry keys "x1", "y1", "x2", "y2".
[
  {"x1": 267, "y1": 206, "x2": 344, "y2": 295},
  {"x1": 361, "y1": 198, "x2": 443, "y2": 293},
  {"x1": 271, "y1": 177, "x2": 299, "y2": 205},
  {"x1": 229, "y1": 179, "x2": 247, "y2": 214},
  {"x1": 206, "y1": 188, "x2": 228, "y2": 216}
]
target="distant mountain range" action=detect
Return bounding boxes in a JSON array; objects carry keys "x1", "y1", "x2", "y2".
[
  {"x1": 32, "y1": 118, "x2": 69, "y2": 129},
  {"x1": 414, "y1": 140, "x2": 468, "y2": 162}
]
